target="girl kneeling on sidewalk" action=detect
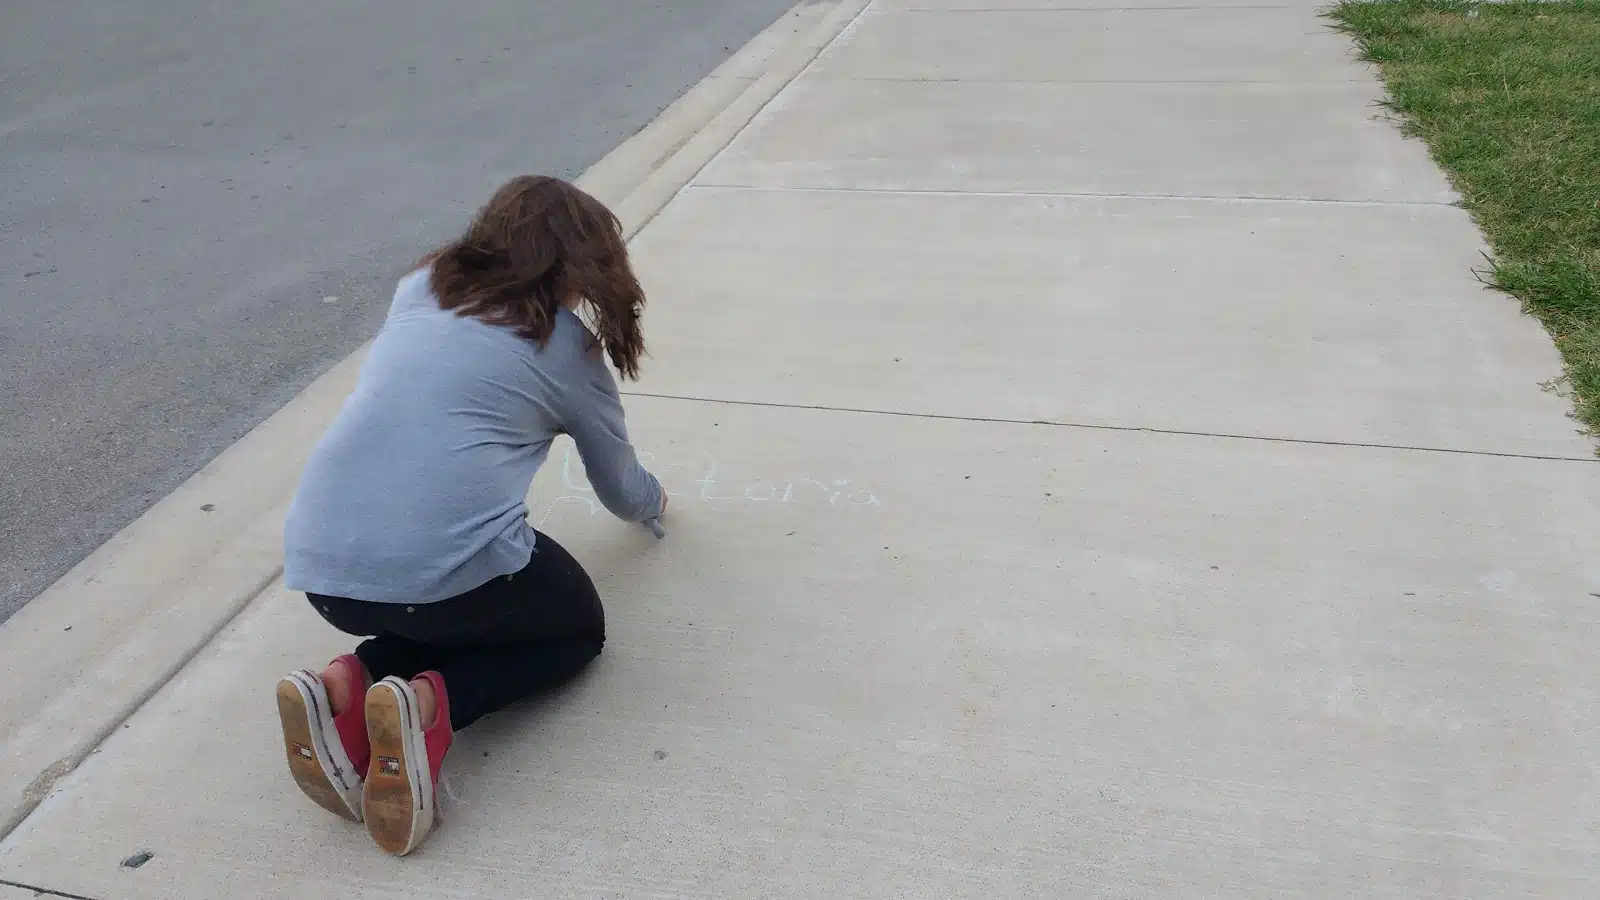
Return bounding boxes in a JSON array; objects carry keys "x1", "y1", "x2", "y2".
[{"x1": 276, "y1": 175, "x2": 665, "y2": 856}]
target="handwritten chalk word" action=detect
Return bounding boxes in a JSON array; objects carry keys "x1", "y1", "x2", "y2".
[{"x1": 534, "y1": 445, "x2": 882, "y2": 525}]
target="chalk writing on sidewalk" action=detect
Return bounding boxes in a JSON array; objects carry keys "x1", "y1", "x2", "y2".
[{"x1": 532, "y1": 445, "x2": 882, "y2": 526}]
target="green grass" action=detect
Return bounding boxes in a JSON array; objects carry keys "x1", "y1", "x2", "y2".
[{"x1": 1327, "y1": 0, "x2": 1600, "y2": 434}]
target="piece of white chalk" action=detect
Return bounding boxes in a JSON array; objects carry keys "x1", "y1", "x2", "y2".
[{"x1": 644, "y1": 517, "x2": 666, "y2": 539}]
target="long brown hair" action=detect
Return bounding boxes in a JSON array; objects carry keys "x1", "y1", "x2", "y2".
[{"x1": 425, "y1": 175, "x2": 646, "y2": 379}]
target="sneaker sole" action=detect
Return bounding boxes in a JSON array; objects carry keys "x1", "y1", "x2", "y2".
[
  {"x1": 275, "y1": 671, "x2": 363, "y2": 822},
  {"x1": 362, "y1": 678, "x2": 434, "y2": 856}
]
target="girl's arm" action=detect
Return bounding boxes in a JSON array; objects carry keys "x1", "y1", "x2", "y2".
[{"x1": 556, "y1": 352, "x2": 664, "y2": 524}]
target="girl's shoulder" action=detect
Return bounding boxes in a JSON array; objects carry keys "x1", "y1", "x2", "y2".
[
  {"x1": 391, "y1": 266, "x2": 435, "y2": 309},
  {"x1": 525, "y1": 308, "x2": 610, "y2": 382},
  {"x1": 380, "y1": 270, "x2": 603, "y2": 368},
  {"x1": 550, "y1": 306, "x2": 599, "y2": 347}
]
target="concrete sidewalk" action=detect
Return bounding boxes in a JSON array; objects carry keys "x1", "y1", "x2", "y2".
[{"x1": 4, "y1": 0, "x2": 1600, "y2": 897}]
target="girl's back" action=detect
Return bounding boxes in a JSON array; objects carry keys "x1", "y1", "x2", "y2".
[{"x1": 284, "y1": 176, "x2": 659, "y2": 605}]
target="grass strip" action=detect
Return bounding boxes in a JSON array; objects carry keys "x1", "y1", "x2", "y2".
[{"x1": 1328, "y1": 0, "x2": 1600, "y2": 434}]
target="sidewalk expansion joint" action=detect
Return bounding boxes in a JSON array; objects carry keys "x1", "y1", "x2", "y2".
[
  {"x1": 661, "y1": 1, "x2": 878, "y2": 221},
  {"x1": 887, "y1": 4, "x2": 1304, "y2": 10},
  {"x1": 0, "y1": 878, "x2": 103, "y2": 900},
  {"x1": 688, "y1": 184, "x2": 1460, "y2": 208},
  {"x1": 816, "y1": 76, "x2": 1372, "y2": 84},
  {"x1": 0, "y1": 563, "x2": 285, "y2": 846},
  {"x1": 622, "y1": 392, "x2": 1599, "y2": 463}
]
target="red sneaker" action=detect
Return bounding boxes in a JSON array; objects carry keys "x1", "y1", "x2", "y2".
[
  {"x1": 274, "y1": 654, "x2": 372, "y2": 821},
  {"x1": 362, "y1": 672, "x2": 453, "y2": 855}
]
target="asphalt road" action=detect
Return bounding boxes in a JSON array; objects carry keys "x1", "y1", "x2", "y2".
[{"x1": 0, "y1": 0, "x2": 796, "y2": 623}]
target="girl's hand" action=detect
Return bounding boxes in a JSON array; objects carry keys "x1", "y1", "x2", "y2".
[{"x1": 643, "y1": 486, "x2": 667, "y2": 538}]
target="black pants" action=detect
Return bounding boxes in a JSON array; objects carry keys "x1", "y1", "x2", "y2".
[{"x1": 308, "y1": 531, "x2": 605, "y2": 730}]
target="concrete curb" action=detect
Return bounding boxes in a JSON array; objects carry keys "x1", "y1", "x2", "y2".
[{"x1": 0, "y1": 0, "x2": 869, "y2": 841}]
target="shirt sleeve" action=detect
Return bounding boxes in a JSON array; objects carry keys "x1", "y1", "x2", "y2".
[{"x1": 556, "y1": 349, "x2": 664, "y2": 523}]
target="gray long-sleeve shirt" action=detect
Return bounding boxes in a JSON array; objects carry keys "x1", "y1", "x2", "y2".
[{"x1": 284, "y1": 267, "x2": 662, "y2": 603}]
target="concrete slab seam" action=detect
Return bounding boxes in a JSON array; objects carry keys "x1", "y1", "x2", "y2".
[
  {"x1": 0, "y1": 566, "x2": 280, "y2": 842},
  {"x1": 619, "y1": 0, "x2": 880, "y2": 241},
  {"x1": 0, "y1": 877, "x2": 102, "y2": 900},
  {"x1": 896, "y1": 4, "x2": 1308, "y2": 9},
  {"x1": 683, "y1": 0, "x2": 881, "y2": 199},
  {"x1": 813, "y1": 75, "x2": 1371, "y2": 83},
  {"x1": 686, "y1": 184, "x2": 1463, "y2": 208},
  {"x1": 0, "y1": 0, "x2": 861, "y2": 849},
  {"x1": 621, "y1": 392, "x2": 1600, "y2": 463}
]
